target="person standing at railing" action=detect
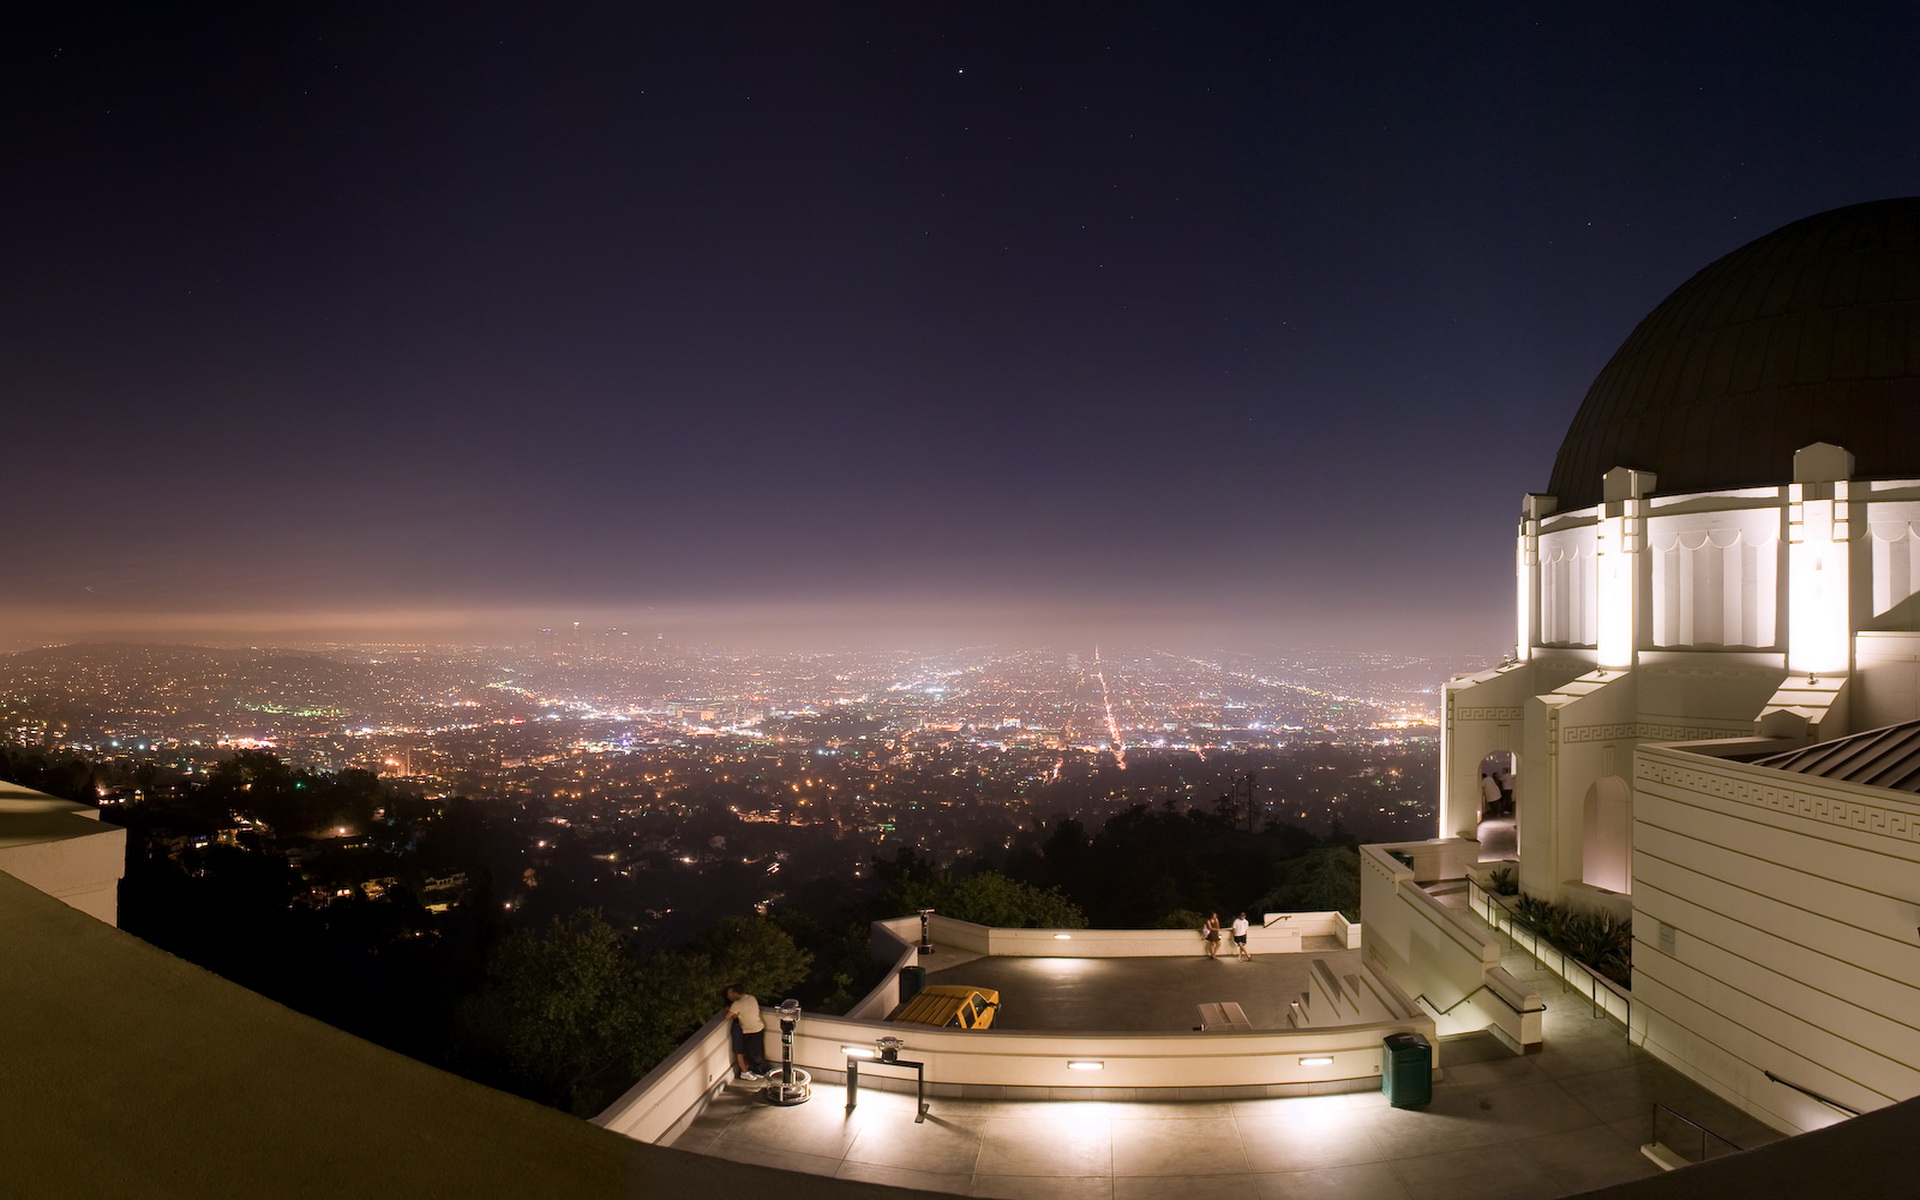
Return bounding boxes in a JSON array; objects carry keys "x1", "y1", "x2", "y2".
[
  {"x1": 1203, "y1": 913, "x2": 1222, "y2": 958},
  {"x1": 724, "y1": 984, "x2": 769, "y2": 1080},
  {"x1": 1231, "y1": 913, "x2": 1252, "y2": 961}
]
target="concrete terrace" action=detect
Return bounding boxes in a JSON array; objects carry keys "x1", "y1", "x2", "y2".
[
  {"x1": 921, "y1": 939, "x2": 1354, "y2": 1032},
  {"x1": 672, "y1": 937, "x2": 1781, "y2": 1200}
]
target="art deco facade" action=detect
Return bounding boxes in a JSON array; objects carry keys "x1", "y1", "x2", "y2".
[{"x1": 1439, "y1": 198, "x2": 1920, "y2": 1133}]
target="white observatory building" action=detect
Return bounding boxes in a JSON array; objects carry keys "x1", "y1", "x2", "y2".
[{"x1": 1439, "y1": 197, "x2": 1920, "y2": 1134}]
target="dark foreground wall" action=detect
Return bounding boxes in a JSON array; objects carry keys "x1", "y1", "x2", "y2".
[{"x1": 0, "y1": 869, "x2": 924, "y2": 1200}]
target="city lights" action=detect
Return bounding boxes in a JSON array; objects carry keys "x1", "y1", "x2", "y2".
[{"x1": 0, "y1": 640, "x2": 1444, "y2": 926}]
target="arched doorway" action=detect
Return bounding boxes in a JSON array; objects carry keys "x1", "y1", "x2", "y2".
[
  {"x1": 1581, "y1": 775, "x2": 1631, "y2": 893},
  {"x1": 1476, "y1": 750, "x2": 1517, "y2": 862}
]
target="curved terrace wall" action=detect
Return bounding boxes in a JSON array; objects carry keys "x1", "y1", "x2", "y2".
[{"x1": 598, "y1": 912, "x2": 1426, "y2": 1144}]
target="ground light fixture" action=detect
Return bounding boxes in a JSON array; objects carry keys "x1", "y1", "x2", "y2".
[{"x1": 761, "y1": 999, "x2": 811, "y2": 1106}]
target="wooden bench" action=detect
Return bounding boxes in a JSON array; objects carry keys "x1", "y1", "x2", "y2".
[{"x1": 1196, "y1": 1001, "x2": 1253, "y2": 1031}]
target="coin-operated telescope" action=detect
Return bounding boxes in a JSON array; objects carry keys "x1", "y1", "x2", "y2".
[{"x1": 762, "y1": 998, "x2": 811, "y2": 1105}]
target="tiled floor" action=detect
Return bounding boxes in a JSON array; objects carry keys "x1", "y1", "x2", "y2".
[{"x1": 670, "y1": 938, "x2": 1783, "y2": 1199}]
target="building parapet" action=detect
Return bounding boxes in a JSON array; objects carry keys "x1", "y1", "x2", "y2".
[
  {"x1": 592, "y1": 1013, "x2": 735, "y2": 1146},
  {"x1": 0, "y1": 783, "x2": 125, "y2": 926},
  {"x1": 915, "y1": 911, "x2": 1356, "y2": 958}
]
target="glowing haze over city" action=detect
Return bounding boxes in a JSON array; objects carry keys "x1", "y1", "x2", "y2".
[{"x1": 8, "y1": 7, "x2": 1915, "y2": 657}]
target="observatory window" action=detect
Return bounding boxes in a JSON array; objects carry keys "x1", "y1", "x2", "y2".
[
  {"x1": 1648, "y1": 510, "x2": 1779, "y2": 648},
  {"x1": 1538, "y1": 527, "x2": 1597, "y2": 646},
  {"x1": 1867, "y1": 502, "x2": 1920, "y2": 624}
]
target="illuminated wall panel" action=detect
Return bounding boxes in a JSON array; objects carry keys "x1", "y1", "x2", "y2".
[
  {"x1": 1866, "y1": 502, "x2": 1920, "y2": 622},
  {"x1": 1537, "y1": 527, "x2": 1596, "y2": 647},
  {"x1": 1788, "y1": 487, "x2": 1851, "y2": 675},
  {"x1": 1648, "y1": 510, "x2": 1780, "y2": 648},
  {"x1": 1596, "y1": 514, "x2": 1635, "y2": 669}
]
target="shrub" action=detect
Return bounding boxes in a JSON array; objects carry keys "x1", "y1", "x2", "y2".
[{"x1": 1506, "y1": 892, "x2": 1630, "y2": 989}]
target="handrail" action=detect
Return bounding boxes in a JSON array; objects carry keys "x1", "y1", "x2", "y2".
[
  {"x1": 1415, "y1": 984, "x2": 1545, "y2": 1018},
  {"x1": 1764, "y1": 1070, "x2": 1862, "y2": 1117},
  {"x1": 1471, "y1": 880, "x2": 1631, "y2": 1022},
  {"x1": 1651, "y1": 1102, "x2": 1743, "y2": 1161}
]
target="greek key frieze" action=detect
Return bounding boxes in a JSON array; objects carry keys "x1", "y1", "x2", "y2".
[
  {"x1": 1634, "y1": 759, "x2": 1920, "y2": 844},
  {"x1": 1563, "y1": 722, "x2": 1739, "y2": 744},
  {"x1": 1455, "y1": 707, "x2": 1523, "y2": 721}
]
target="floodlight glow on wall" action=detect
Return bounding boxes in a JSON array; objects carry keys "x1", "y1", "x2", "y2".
[
  {"x1": 1595, "y1": 517, "x2": 1635, "y2": 669},
  {"x1": 1787, "y1": 446, "x2": 1855, "y2": 676},
  {"x1": 1517, "y1": 511, "x2": 1538, "y2": 660},
  {"x1": 1788, "y1": 498, "x2": 1850, "y2": 675}
]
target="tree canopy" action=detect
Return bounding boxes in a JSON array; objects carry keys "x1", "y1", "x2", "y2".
[{"x1": 455, "y1": 909, "x2": 811, "y2": 1114}]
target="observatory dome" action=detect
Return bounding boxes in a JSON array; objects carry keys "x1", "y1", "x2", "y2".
[{"x1": 1548, "y1": 198, "x2": 1920, "y2": 510}]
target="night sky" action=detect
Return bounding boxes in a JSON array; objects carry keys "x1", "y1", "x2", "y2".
[{"x1": 6, "y1": 4, "x2": 1918, "y2": 652}]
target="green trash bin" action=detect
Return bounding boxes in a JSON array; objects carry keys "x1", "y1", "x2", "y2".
[
  {"x1": 899, "y1": 965, "x2": 927, "y2": 1004},
  {"x1": 1381, "y1": 1033, "x2": 1432, "y2": 1108}
]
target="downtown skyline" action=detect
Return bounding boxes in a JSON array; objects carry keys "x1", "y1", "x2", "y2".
[{"x1": 6, "y1": 4, "x2": 1919, "y2": 653}]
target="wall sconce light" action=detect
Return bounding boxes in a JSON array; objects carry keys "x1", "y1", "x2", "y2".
[
  {"x1": 1053, "y1": 933, "x2": 1072, "y2": 940},
  {"x1": 1066, "y1": 1061, "x2": 1104, "y2": 1071},
  {"x1": 840, "y1": 1046, "x2": 876, "y2": 1059},
  {"x1": 1299, "y1": 1056, "x2": 1334, "y2": 1067}
]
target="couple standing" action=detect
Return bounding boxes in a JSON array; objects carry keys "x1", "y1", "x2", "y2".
[{"x1": 1202, "y1": 912, "x2": 1252, "y2": 961}]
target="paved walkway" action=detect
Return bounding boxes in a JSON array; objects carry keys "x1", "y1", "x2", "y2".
[{"x1": 672, "y1": 941, "x2": 1782, "y2": 1200}]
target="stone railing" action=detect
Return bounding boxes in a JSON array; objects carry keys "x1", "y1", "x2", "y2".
[
  {"x1": 1360, "y1": 840, "x2": 1543, "y2": 1051},
  {"x1": 786, "y1": 1009, "x2": 1433, "y2": 1094},
  {"x1": 591, "y1": 1013, "x2": 735, "y2": 1146},
  {"x1": 596, "y1": 910, "x2": 1416, "y2": 1143},
  {"x1": 919, "y1": 910, "x2": 1357, "y2": 957},
  {"x1": 595, "y1": 1005, "x2": 1439, "y2": 1143},
  {"x1": 842, "y1": 915, "x2": 922, "y2": 1021}
]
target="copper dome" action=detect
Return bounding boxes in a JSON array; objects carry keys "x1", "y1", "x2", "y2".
[{"x1": 1548, "y1": 198, "x2": 1920, "y2": 510}]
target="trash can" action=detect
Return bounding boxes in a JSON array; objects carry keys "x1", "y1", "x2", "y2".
[
  {"x1": 899, "y1": 965, "x2": 927, "y2": 1004},
  {"x1": 1381, "y1": 1032, "x2": 1432, "y2": 1108}
]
